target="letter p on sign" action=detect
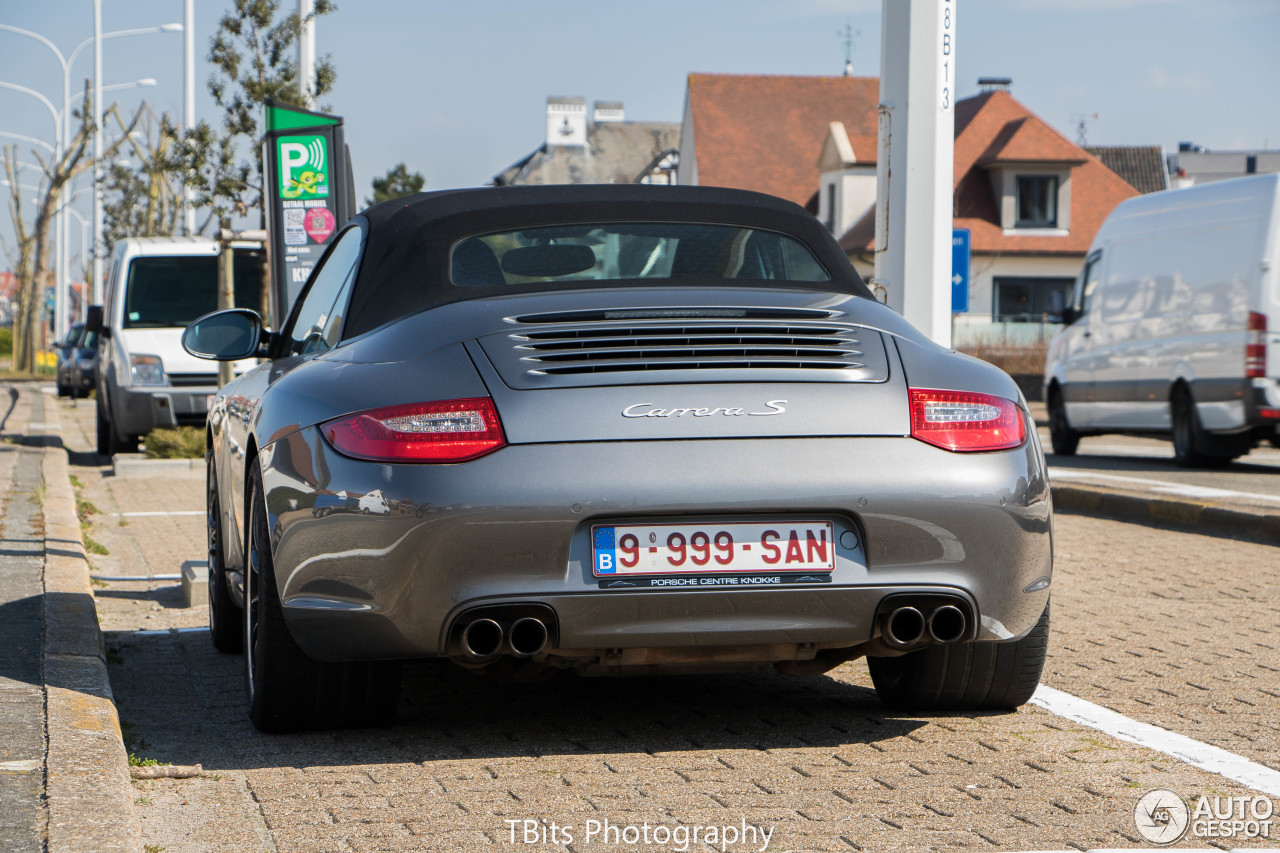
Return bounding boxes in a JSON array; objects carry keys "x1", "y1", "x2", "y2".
[{"x1": 280, "y1": 142, "x2": 308, "y2": 181}]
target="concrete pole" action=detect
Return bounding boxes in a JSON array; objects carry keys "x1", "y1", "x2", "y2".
[
  {"x1": 92, "y1": 0, "x2": 104, "y2": 305},
  {"x1": 298, "y1": 0, "x2": 316, "y2": 109},
  {"x1": 873, "y1": 0, "x2": 956, "y2": 348},
  {"x1": 183, "y1": 0, "x2": 195, "y2": 235}
]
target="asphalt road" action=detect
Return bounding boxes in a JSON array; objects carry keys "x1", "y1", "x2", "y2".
[{"x1": 52, "y1": 395, "x2": 1280, "y2": 852}]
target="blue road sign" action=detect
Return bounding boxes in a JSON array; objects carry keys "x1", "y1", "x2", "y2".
[{"x1": 951, "y1": 228, "x2": 971, "y2": 313}]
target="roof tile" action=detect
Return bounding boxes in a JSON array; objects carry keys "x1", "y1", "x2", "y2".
[{"x1": 687, "y1": 73, "x2": 879, "y2": 206}]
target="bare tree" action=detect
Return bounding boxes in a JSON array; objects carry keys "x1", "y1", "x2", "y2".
[
  {"x1": 102, "y1": 105, "x2": 184, "y2": 252},
  {"x1": 1, "y1": 82, "x2": 140, "y2": 372}
]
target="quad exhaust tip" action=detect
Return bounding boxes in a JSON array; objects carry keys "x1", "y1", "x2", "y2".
[
  {"x1": 458, "y1": 615, "x2": 552, "y2": 660},
  {"x1": 509, "y1": 617, "x2": 550, "y2": 658},
  {"x1": 883, "y1": 606, "x2": 926, "y2": 647},
  {"x1": 460, "y1": 618, "x2": 504, "y2": 659},
  {"x1": 928, "y1": 604, "x2": 966, "y2": 644},
  {"x1": 881, "y1": 602, "x2": 968, "y2": 648}
]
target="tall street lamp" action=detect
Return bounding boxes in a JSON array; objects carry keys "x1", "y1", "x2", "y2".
[
  {"x1": 0, "y1": 20, "x2": 181, "y2": 335},
  {"x1": 0, "y1": 76, "x2": 155, "y2": 331}
]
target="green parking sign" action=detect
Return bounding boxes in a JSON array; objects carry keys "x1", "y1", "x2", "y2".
[{"x1": 277, "y1": 133, "x2": 330, "y2": 199}]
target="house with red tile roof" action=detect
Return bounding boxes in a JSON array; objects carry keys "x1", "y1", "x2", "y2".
[
  {"x1": 680, "y1": 74, "x2": 1141, "y2": 344},
  {"x1": 840, "y1": 88, "x2": 1138, "y2": 342},
  {"x1": 678, "y1": 73, "x2": 879, "y2": 220}
]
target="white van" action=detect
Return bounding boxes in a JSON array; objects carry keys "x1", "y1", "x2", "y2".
[
  {"x1": 1044, "y1": 173, "x2": 1280, "y2": 466},
  {"x1": 88, "y1": 237, "x2": 265, "y2": 455}
]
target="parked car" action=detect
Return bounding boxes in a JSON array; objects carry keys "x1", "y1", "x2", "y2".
[
  {"x1": 54, "y1": 323, "x2": 85, "y2": 397},
  {"x1": 85, "y1": 236, "x2": 264, "y2": 456},
  {"x1": 184, "y1": 185, "x2": 1052, "y2": 732},
  {"x1": 68, "y1": 327, "x2": 100, "y2": 399},
  {"x1": 1044, "y1": 173, "x2": 1280, "y2": 466}
]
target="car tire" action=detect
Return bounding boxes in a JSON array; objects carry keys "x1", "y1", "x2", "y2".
[
  {"x1": 57, "y1": 377, "x2": 70, "y2": 398},
  {"x1": 1047, "y1": 387, "x2": 1080, "y2": 457},
  {"x1": 1171, "y1": 387, "x2": 1229, "y2": 468},
  {"x1": 244, "y1": 462, "x2": 401, "y2": 732},
  {"x1": 206, "y1": 451, "x2": 243, "y2": 653},
  {"x1": 96, "y1": 397, "x2": 118, "y2": 457},
  {"x1": 868, "y1": 601, "x2": 1049, "y2": 712}
]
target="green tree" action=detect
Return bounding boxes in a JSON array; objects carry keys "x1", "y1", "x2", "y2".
[
  {"x1": 174, "y1": 0, "x2": 337, "y2": 225},
  {"x1": 366, "y1": 163, "x2": 424, "y2": 206}
]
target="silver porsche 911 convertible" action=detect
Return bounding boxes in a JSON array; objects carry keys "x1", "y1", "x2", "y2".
[{"x1": 183, "y1": 185, "x2": 1052, "y2": 732}]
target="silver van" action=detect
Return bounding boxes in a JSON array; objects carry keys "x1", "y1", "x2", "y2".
[{"x1": 1044, "y1": 174, "x2": 1280, "y2": 466}]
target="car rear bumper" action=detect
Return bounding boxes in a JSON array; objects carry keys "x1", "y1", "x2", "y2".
[{"x1": 259, "y1": 427, "x2": 1053, "y2": 663}]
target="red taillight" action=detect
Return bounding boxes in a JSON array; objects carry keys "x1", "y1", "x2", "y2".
[
  {"x1": 323, "y1": 398, "x2": 506, "y2": 463},
  {"x1": 909, "y1": 388, "x2": 1027, "y2": 452},
  {"x1": 1246, "y1": 311, "x2": 1268, "y2": 378}
]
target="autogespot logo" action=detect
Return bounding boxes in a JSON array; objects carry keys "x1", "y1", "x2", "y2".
[{"x1": 1134, "y1": 789, "x2": 1189, "y2": 844}]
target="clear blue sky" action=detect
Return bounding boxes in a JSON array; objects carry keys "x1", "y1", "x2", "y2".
[{"x1": 2, "y1": 0, "x2": 1277, "y2": 272}]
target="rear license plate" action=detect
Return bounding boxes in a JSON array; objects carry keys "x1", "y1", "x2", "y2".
[{"x1": 592, "y1": 521, "x2": 835, "y2": 577}]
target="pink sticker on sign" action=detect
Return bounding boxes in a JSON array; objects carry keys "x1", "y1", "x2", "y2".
[{"x1": 304, "y1": 207, "x2": 336, "y2": 243}]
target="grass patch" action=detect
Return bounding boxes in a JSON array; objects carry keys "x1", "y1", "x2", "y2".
[
  {"x1": 69, "y1": 475, "x2": 84, "y2": 489},
  {"x1": 91, "y1": 576, "x2": 108, "y2": 588},
  {"x1": 28, "y1": 483, "x2": 46, "y2": 507},
  {"x1": 127, "y1": 753, "x2": 169, "y2": 768},
  {"x1": 143, "y1": 426, "x2": 205, "y2": 459},
  {"x1": 71, "y1": 484, "x2": 110, "y2": 555}
]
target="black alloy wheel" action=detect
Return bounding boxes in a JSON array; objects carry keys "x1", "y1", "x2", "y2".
[
  {"x1": 869, "y1": 602, "x2": 1050, "y2": 712},
  {"x1": 244, "y1": 462, "x2": 401, "y2": 732}
]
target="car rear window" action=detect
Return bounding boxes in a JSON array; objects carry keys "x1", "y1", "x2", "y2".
[
  {"x1": 450, "y1": 223, "x2": 830, "y2": 287},
  {"x1": 123, "y1": 252, "x2": 265, "y2": 329}
]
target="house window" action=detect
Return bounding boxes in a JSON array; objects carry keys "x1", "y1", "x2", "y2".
[
  {"x1": 1015, "y1": 175, "x2": 1058, "y2": 227},
  {"x1": 993, "y1": 276, "x2": 1075, "y2": 323}
]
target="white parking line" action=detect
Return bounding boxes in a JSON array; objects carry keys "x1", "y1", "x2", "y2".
[
  {"x1": 90, "y1": 574, "x2": 181, "y2": 582},
  {"x1": 1031, "y1": 685, "x2": 1280, "y2": 797},
  {"x1": 1047, "y1": 468, "x2": 1280, "y2": 505},
  {"x1": 115, "y1": 511, "x2": 204, "y2": 517}
]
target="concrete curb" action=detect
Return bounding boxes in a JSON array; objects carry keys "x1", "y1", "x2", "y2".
[
  {"x1": 37, "y1": 392, "x2": 143, "y2": 852},
  {"x1": 1050, "y1": 482, "x2": 1280, "y2": 547}
]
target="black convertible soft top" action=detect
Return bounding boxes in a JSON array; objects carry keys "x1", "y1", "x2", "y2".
[{"x1": 343, "y1": 184, "x2": 873, "y2": 339}]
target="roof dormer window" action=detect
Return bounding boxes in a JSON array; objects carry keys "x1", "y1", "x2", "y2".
[{"x1": 1015, "y1": 175, "x2": 1058, "y2": 228}]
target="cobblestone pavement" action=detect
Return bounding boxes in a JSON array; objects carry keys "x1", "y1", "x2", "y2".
[{"x1": 54, "y1": 396, "x2": 1280, "y2": 852}]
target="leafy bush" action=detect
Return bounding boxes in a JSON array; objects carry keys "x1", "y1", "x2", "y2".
[
  {"x1": 0, "y1": 326, "x2": 11, "y2": 356},
  {"x1": 143, "y1": 427, "x2": 206, "y2": 459}
]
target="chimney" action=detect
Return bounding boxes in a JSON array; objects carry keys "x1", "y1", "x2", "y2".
[
  {"x1": 977, "y1": 77, "x2": 1012, "y2": 93},
  {"x1": 546, "y1": 96, "x2": 587, "y2": 147},
  {"x1": 593, "y1": 101, "x2": 624, "y2": 123}
]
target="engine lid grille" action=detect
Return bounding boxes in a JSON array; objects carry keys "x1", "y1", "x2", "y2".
[
  {"x1": 516, "y1": 324, "x2": 865, "y2": 374},
  {"x1": 479, "y1": 315, "x2": 890, "y2": 389}
]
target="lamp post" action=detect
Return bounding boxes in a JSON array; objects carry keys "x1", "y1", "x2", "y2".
[
  {"x1": 0, "y1": 76, "x2": 155, "y2": 336},
  {"x1": 0, "y1": 19, "x2": 182, "y2": 334}
]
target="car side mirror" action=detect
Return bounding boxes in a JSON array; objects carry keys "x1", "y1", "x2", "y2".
[
  {"x1": 85, "y1": 305, "x2": 103, "y2": 334},
  {"x1": 182, "y1": 309, "x2": 265, "y2": 361},
  {"x1": 1061, "y1": 306, "x2": 1078, "y2": 326}
]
